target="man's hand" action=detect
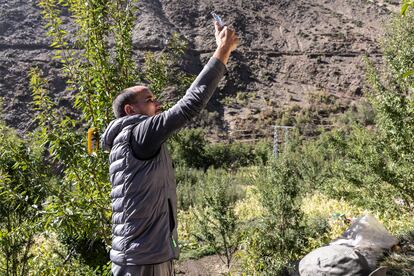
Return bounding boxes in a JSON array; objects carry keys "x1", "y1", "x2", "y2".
[{"x1": 213, "y1": 21, "x2": 239, "y2": 65}]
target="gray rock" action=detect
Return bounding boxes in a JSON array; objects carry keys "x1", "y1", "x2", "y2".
[
  {"x1": 299, "y1": 245, "x2": 370, "y2": 276},
  {"x1": 331, "y1": 214, "x2": 398, "y2": 269},
  {"x1": 299, "y1": 215, "x2": 398, "y2": 276}
]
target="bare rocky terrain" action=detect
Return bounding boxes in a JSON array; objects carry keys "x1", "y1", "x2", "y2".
[{"x1": 0, "y1": 0, "x2": 400, "y2": 136}]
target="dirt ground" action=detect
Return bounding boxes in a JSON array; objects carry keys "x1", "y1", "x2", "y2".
[{"x1": 175, "y1": 255, "x2": 238, "y2": 276}]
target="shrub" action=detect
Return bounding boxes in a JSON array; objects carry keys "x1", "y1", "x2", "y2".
[
  {"x1": 240, "y1": 158, "x2": 307, "y2": 275},
  {"x1": 175, "y1": 166, "x2": 205, "y2": 210},
  {"x1": 192, "y1": 170, "x2": 243, "y2": 269},
  {"x1": 170, "y1": 128, "x2": 272, "y2": 170},
  {"x1": 169, "y1": 128, "x2": 208, "y2": 169},
  {"x1": 27, "y1": 232, "x2": 108, "y2": 276},
  {"x1": 0, "y1": 122, "x2": 51, "y2": 275},
  {"x1": 363, "y1": 12, "x2": 414, "y2": 206}
]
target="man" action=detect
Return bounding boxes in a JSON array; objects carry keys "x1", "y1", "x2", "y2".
[{"x1": 102, "y1": 21, "x2": 238, "y2": 275}]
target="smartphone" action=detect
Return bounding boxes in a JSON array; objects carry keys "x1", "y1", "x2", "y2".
[{"x1": 211, "y1": 12, "x2": 225, "y2": 27}]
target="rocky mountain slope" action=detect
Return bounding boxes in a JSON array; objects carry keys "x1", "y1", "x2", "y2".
[{"x1": 0, "y1": 0, "x2": 400, "y2": 136}]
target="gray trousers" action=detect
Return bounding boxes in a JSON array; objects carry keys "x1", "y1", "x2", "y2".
[{"x1": 111, "y1": 261, "x2": 174, "y2": 276}]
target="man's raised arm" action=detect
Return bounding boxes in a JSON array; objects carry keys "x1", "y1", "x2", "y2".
[{"x1": 131, "y1": 22, "x2": 238, "y2": 159}]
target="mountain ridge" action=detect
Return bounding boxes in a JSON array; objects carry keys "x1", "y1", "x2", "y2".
[{"x1": 0, "y1": 0, "x2": 400, "y2": 136}]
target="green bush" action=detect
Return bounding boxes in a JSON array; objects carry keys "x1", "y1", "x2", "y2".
[
  {"x1": 35, "y1": 0, "x2": 140, "y2": 268},
  {"x1": 192, "y1": 170, "x2": 243, "y2": 269},
  {"x1": 27, "y1": 233, "x2": 109, "y2": 276},
  {"x1": 176, "y1": 167, "x2": 248, "y2": 263},
  {"x1": 293, "y1": 126, "x2": 410, "y2": 214},
  {"x1": 175, "y1": 166, "x2": 205, "y2": 210},
  {"x1": 205, "y1": 142, "x2": 251, "y2": 169},
  {"x1": 363, "y1": 12, "x2": 414, "y2": 206},
  {"x1": 170, "y1": 129, "x2": 208, "y2": 169},
  {"x1": 176, "y1": 166, "x2": 246, "y2": 213},
  {"x1": 204, "y1": 142, "x2": 261, "y2": 169},
  {"x1": 240, "y1": 158, "x2": 307, "y2": 275},
  {"x1": 170, "y1": 128, "x2": 272, "y2": 170},
  {"x1": 0, "y1": 122, "x2": 51, "y2": 275}
]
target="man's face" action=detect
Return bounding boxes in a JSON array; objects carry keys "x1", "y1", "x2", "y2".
[{"x1": 125, "y1": 87, "x2": 161, "y2": 116}]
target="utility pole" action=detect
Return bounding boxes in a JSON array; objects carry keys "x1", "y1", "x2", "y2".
[{"x1": 273, "y1": 126, "x2": 294, "y2": 158}]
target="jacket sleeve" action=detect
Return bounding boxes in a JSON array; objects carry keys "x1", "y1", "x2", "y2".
[{"x1": 131, "y1": 57, "x2": 227, "y2": 159}]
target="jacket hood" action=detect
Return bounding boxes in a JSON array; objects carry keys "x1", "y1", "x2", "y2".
[{"x1": 101, "y1": 114, "x2": 147, "y2": 151}]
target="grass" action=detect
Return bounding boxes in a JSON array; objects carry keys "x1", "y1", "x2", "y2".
[{"x1": 177, "y1": 166, "x2": 414, "y2": 274}]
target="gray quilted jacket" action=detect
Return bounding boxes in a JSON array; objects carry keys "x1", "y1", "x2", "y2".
[{"x1": 102, "y1": 57, "x2": 226, "y2": 265}]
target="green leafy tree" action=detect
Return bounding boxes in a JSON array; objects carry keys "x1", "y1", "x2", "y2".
[
  {"x1": 304, "y1": 12, "x2": 414, "y2": 211},
  {"x1": 363, "y1": 12, "x2": 414, "y2": 207},
  {"x1": 169, "y1": 128, "x2": 208, "y2": 169},
  {"x1": 192, "y1": 170, "x2": 242, "y2": 269},
  {"x1": 33, "y1": 0, "x2": 193, "y2": 269},
  {"x1": 290, "y1": 12, "x2": 414, "y2": 214},
  {"x1": 241, "y1": 156, "x2": 306, "y2": 275},
  {"x1": 0, "y1": 122, "x2": 50, "y2": 275}
]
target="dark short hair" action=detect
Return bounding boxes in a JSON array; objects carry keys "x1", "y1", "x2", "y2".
[{"x1": 112, "y1": 88, "x2": 139, "y2": 118}]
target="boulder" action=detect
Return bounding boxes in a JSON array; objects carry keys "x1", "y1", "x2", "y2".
[
  {"x1": 299, "y1": 244, "x2": 370, "y2": 276},
  {"x1": 299, "y1": 214, "x2": 398, "y2": 276}
]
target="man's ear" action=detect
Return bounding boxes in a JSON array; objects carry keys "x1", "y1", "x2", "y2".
[{"x1": 124, "y1": 104, "x2": 135, "y2": 116}]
